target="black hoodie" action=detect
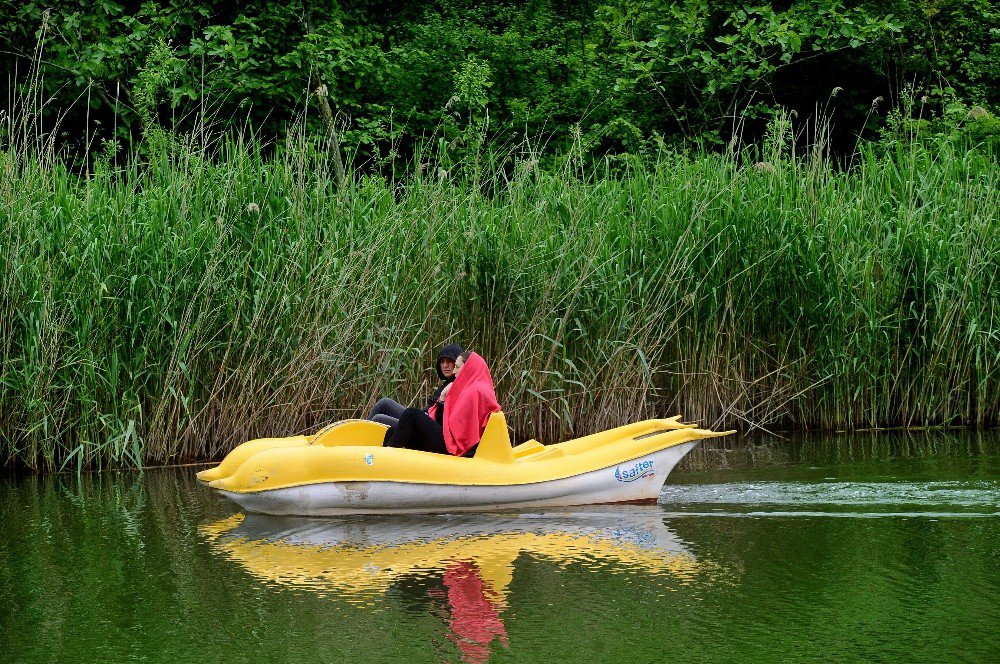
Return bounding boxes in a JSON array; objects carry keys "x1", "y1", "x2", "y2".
[{"x1": 424, "y1": 343, "x2": 463, "y2": 416}]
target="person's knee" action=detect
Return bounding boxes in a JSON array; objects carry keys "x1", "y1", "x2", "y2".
[
  {"x1": 373, "y1": 397, "x2": 396, "y2": 412},
  {"x1": 399, "y1": 407, "x2": 425, "y2": 423},
  {"x1": 369, "y1": 397, "x2": 397, "y2": 420}
]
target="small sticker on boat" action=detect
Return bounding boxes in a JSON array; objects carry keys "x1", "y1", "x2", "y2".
[
  {"x1": 365, "y1": 454, "x2": 374, "y2": 466},
  {"x1": 614, "y1": 460, "x2": 654, "y2": 482}
]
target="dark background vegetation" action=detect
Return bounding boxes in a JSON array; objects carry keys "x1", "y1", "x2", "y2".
[{"x1": 2, "y1": 0, "x2": 998, "y2": 165}]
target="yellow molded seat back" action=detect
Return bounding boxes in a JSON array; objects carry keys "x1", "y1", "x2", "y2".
[
  {"x1": 312, "y1": 419, "x2": 389, "y2": 447},
  {"x1": 473, "y1": 411, "x2": 515, "y2": 464},
  {"x1": 513, "y1": 439, "x2": 545, "y2": 459}
]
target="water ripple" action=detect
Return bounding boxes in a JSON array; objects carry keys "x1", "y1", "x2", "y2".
[{"x1": 660, "y1": 480, "x2": 1000, "y2": 512}]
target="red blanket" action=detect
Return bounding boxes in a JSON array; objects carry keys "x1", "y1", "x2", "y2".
[{"x1": 443, "y1": 352, "x2": 500, "y2": 456}]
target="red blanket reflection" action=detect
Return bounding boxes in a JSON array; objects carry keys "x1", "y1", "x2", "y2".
[{"x1": 429, "y1": 561, "x2": 509, "y2": 663}]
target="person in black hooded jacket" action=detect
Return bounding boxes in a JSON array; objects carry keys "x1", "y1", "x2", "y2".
[{"x1": 368, "y1": 343, "x2": 463, "y2": 427}]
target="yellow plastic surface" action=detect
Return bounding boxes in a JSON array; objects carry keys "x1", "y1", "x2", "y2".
[
  {"x1": 312, "y1": 419, "x2": 388, "y2": 447},
  {"x1": 472, "y1": 411, "x2": 516, "y2": 464},
  {"x1": 204, "y1": 411, "x2": 734, "y2": 494},
  {"x1": 512, "y1": 440, "x2": 544, "y2": 459},
  {"x1": 195, "y1": 435, "x2": 309, "y2": 483}
]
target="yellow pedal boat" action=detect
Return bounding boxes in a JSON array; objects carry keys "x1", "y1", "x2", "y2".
[{"x1": 197, "y1": 411, "x2": 734, "y2": 516}]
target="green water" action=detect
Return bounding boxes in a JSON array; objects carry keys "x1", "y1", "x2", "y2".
[{"x1": 3, "y1": 432, "x2": 999, "y2": 663}]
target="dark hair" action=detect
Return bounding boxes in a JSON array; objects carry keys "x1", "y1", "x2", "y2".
[{"x1": 459, "y1": 351, "x2": 472, "y2": 362}]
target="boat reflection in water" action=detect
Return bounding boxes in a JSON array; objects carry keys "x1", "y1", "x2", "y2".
[{"x1": 201, "y1": 509, "x2": 698, "y2": 662}]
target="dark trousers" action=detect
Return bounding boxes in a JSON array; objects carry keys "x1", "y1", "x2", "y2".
[
  {"x1": 369, "y1": 397, "x2": 406, "y2": 427},
  {"x1": 383, "y1": 407, "x2": 449, "y2": 454}
]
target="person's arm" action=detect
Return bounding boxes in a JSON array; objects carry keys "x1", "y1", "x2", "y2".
[{"x1": 425, "y1": 383, "x2": 445, "y2": 411}]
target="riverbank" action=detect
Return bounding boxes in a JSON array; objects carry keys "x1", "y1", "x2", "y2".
[
  {"x1": 3, "y1": 427, "x2": 994, "y2": 477},
  {"x1": 2, "y1": 132, "x2": 998, "y2": 470}
]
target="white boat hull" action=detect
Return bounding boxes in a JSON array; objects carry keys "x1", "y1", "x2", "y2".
[{"x1": 217, "y1": 441, "x2": 697, "y2": 516}]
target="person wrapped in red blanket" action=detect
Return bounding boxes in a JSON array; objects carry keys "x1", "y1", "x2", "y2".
[{"x1": 382, "y1": 352, "x2": 500, "y2": 456}]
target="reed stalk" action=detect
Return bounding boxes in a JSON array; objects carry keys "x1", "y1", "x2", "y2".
[{"x1": 1, "y1": 109, "x2": 998, "y2": 470}]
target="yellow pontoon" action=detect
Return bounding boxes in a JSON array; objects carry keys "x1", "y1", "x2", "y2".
[{"x1": 197, "y1": 411, "x2": 733, "y2": 516}]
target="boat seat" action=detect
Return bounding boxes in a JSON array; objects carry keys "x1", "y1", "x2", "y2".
[
  {"x1": 517, "y1": 446, "x2": 564, "y2": 462},
  {"x1": 473, "y1": 411, "x2": 516, "y2": 464},
  {"x1": 513, "y1": 439, "x2": 545, "y2": 459},
  {"x1": 311, "y1": 419, "x2": 389, "y2": 447}
]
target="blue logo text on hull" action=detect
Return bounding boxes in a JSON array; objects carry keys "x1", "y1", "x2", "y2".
[{"x1": 614, "y1": 460, "x2": 655, "y2": 482}]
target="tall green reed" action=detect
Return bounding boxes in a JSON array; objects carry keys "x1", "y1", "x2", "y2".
[{"x1": 1, "y1": 114, "x2": 998, "y2": 470}]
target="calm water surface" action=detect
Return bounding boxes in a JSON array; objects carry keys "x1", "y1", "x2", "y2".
[{"x1": 2, "y1": 431, "x2": 999, "y2": 663}]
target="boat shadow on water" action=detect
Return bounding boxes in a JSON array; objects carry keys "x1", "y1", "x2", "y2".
[{"x1": 200, "y1": 509, "x2": 701, "y2": 662}]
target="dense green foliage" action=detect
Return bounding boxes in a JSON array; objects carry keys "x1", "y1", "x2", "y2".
[
  {"x1": 1, "y1": 2, "x2": 998, "y2": 470},
  {"x1": 2, "y1": 120, "x2": 997, "y2": 470},
  {"x1": 3, "y1": 1, "x2": 999, "y2": 162}
]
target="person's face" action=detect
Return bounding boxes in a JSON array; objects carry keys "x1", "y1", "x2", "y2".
[
  {"x1": 440, "y1": 357, "x2": 456, "y2": 378},
  {"x1": 453, "y1": 355, "x2": 466, "y2": 375}
]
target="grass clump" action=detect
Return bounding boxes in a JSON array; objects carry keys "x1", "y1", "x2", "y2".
[{"x1": 1, "y1": 124, "x2": 998, "y2": 470}]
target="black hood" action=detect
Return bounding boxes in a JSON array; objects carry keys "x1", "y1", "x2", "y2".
[{"x1": 436, "y1": 343, "x2": 463, "y2": 380}]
